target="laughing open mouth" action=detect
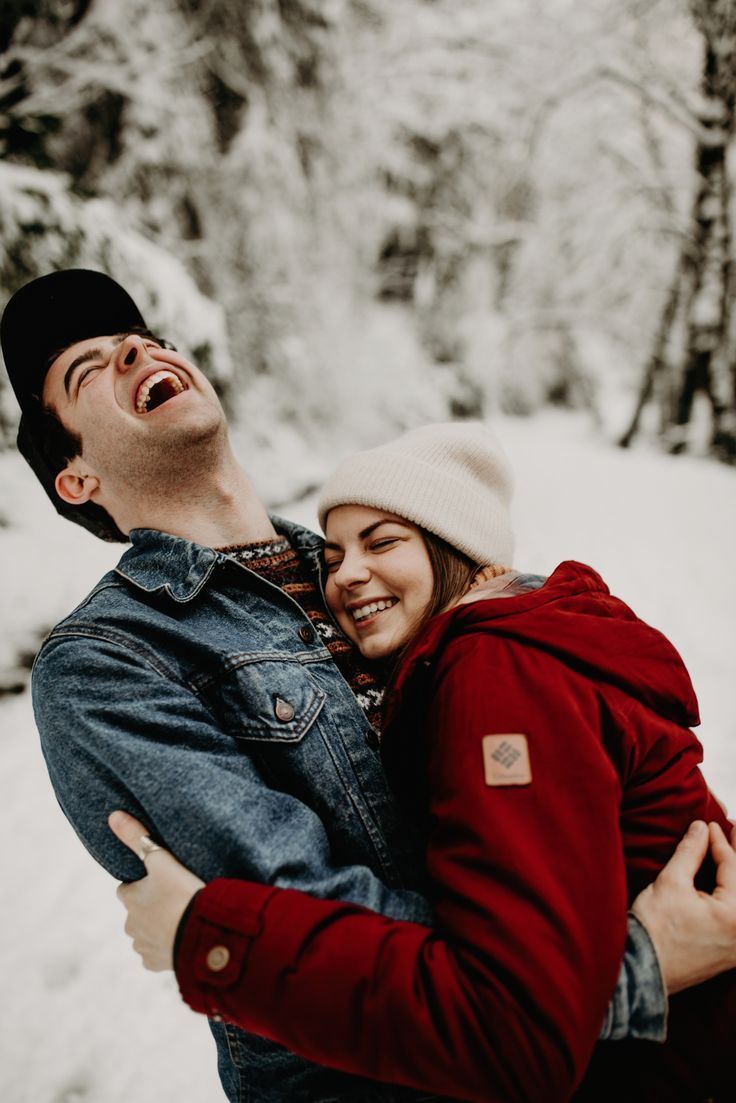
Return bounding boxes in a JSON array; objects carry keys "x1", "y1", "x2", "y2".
[{"x1": 135, "y1": 370, "x2": 188, "y2": 414}]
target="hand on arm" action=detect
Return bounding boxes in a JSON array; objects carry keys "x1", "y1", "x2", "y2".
[
  {"x1": 110, "y1": 811, "x2": 204, "y2": 972},
  {"x1": 631, "y1": 820, "x2": 736, "y2": 995}
]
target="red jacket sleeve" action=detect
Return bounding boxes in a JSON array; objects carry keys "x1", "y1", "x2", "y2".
[{"x1": 176, "y1": 634, "x2": 628, "y2": 1103}]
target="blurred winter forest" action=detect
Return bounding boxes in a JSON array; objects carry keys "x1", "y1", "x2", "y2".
[{"x1": 1, "y1": 0, "x2": 736, "y2": 498}]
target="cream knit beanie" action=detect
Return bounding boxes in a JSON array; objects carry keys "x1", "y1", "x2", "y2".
[{"x1": 317, "y1": 422, "x2": 514, "y2": 566}]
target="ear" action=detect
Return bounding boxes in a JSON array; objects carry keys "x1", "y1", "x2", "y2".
[{"x1": 55, "y1": 465, "x2": 101, "y2": 507}]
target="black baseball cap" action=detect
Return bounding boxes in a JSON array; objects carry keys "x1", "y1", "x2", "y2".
[{"x1": 1, "y1": 269, "x2": 148, "y2": 541}]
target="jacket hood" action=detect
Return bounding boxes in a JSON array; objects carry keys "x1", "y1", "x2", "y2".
[{"x1": 394, "y1": 561, "x2": 699, "y2": 729}]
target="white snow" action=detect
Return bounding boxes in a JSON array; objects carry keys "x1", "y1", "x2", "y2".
[{"x1": 1, "y1": 412, "x2": 734, "y2": 1102}]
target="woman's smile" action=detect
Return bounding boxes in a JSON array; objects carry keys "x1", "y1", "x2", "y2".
[{"x1": 347, "y1": 596, "x2": 399, "y2": 626}]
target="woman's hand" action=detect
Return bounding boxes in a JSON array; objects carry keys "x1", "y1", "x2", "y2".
[
  {"x1": 632, "y1": 820, "x2": 736, "y2": 994},
  {"x1": 108, "y1": 810, "x2": 205, "y2": 972}
]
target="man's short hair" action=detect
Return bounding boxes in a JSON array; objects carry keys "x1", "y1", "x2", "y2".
[{"x1": 22, "y1": 403, "x2": 128, "y2": 542}]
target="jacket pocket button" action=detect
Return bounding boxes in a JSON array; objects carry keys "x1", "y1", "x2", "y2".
[
  {"x1": 275, "y1": 697, "x2": 296, "y2": 722},
  {"x1": 206, "y1": 946, "x2": 230, "y2": 973},
  {"x1": 364, "y1": 729, "x2": 379, "y2": 751},
  {"x1": 298, "y1": 625, "x2": 314, "y2": 644}
]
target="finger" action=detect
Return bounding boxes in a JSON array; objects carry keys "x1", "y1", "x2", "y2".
[
  {"x1": 660, "y1": 820, "x2": 709, "y2": 885},
  {"x1": 710, "y1": 822, "x2": 736, "y2": 890},
  {"x1": 116, "y1": 882, "x2": 138, "y2": 915},
  {"x1": 108, "y1": 810, "x2": 151, "y2": 854}
]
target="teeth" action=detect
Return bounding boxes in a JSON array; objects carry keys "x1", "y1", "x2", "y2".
[
  {"x1": 135, "y1": 370, "x2": 185, "y2": 414},
  {"x1": 351, "y1": 599, "x2": 397, "y2": 622}
]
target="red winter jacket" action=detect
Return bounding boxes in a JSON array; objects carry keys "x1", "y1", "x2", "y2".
[{"x1": 176, "y1": 562, "x2": 730, "y2": 1103}]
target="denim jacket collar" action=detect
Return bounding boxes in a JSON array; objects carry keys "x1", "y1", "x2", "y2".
[{"x1": 115, "y1": 514, "x2": 324, "y2": 603}]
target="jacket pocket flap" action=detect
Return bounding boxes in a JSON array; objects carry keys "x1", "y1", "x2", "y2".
[{"x1": 191, "y1": 655, "x2": 326, "y2": 743}]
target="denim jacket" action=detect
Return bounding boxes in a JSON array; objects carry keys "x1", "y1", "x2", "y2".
[{"x1": 32, "y1": 519, "x2": 664, "y2": 1103}]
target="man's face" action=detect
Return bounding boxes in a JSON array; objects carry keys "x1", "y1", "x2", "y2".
[{"x1": 43, "y1": 331, "x2": 226, "y2": 518}]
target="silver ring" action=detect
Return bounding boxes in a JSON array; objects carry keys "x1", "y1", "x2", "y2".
[{"x1": 139, "y1": 834, "x2": 163, "y2": 862}]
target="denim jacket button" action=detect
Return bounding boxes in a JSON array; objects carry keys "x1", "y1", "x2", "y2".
[
  {"x1": 364, "y1": 729, "x2": 379, "y2": 751},
  {"x1": 274, "y1": 697, "x2": 296, "y2": 722},
  {"x1": 206, "y1": 945, "x2": 231, "y2": 972},
  {"x1": 298, "y1": 625, "x2": 314, "y2": 644}
]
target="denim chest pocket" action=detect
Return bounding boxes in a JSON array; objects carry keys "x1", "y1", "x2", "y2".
[{"x1": 190, "y1": 654, "x2": 326, "y2": 742}]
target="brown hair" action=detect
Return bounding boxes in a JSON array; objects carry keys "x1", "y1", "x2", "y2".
[
  {"x1": 383, "y1": 528, "x2": 480, "y2": 697},
  {"x1": 419, "y1": 529, "x2": 479, "y2": 631}
]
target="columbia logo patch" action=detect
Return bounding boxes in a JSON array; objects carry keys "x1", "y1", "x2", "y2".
[{"x1": 482, "y1": 734, "x2": 532, "y2": 786}]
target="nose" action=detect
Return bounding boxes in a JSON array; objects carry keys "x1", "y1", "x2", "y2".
[
  {"x1": 115, "y1": 333, "x2": 148, "y2": 374},
  {"x1": 332, "y1": 550, "x2": 371, "y2": 591}
]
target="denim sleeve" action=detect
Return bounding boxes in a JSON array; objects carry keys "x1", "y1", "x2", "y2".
[
  {"x1": 599, "y1": 913, "x2": 668, "y2": 1041},
  {"x1": 32, "y1": 634, "x2": 432, "y2": 926}
]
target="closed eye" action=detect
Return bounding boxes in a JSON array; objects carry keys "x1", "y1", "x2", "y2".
[
  {"x1": 78, "y1": 365, "x2": 103, "y2": 388},
  {"x1": 370, "y1": 538, "x2": 400, "y2": 551},
  {"x1": 324, "y1": 557, "x2": 343, "y2": 573},
  {"x1": 71, "y1": 363, "x2": 106, "y2": 398}
]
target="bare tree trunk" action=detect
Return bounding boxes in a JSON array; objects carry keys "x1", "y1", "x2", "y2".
[
  {"x1": 619, "y1": 255, "x2": 685, "y2": 448},
  {"x1": 622, "y1": 0, "x2": 736, "y2": 461},
  {"x1": 669, "y1": 23, "x2": 734, "y2": 452}
]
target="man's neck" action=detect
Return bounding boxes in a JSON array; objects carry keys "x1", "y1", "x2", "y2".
[{"x1": 113, "y1": 448, "x2": 278, "y2": 549}]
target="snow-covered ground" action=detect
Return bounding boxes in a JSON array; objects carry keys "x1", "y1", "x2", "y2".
[{"x1": 1, "y1": 411, "x2": 734, "y2": 1103}]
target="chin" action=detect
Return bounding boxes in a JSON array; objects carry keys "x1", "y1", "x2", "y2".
[{"x1": 357, "y1": 635, "x2": 399, "y2": 662}]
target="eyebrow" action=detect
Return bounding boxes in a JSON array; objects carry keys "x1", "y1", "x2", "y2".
[
  {"x1": 324, "y1": 518, "x2": 408, "y2": 550},
  {"x1": 63, "y1": 333, "x2": 128, "y2": 398}
]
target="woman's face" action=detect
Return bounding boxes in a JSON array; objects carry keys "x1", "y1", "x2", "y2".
[{"x1": 324, "y1": 505, "x2": 434, "y2": 660}]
